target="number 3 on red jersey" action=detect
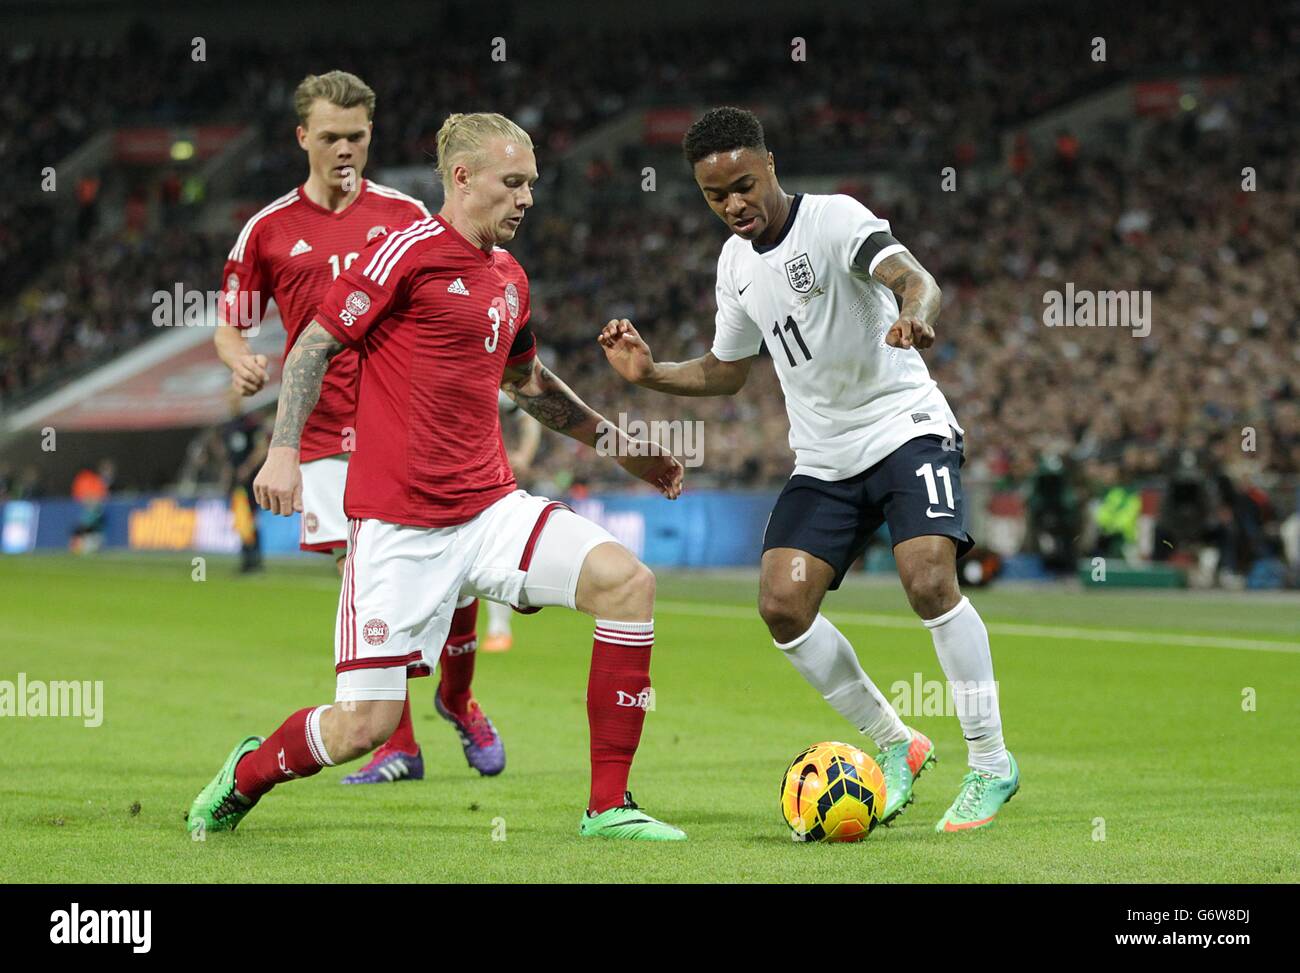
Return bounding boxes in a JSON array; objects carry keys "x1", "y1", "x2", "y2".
[{"x1": 486, "y1": 297, "x2": 510, "y2": 353}]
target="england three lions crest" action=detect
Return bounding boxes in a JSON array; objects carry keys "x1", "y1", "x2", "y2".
[{"x1": 785, "y1": 253, "x2": 815, "y2": 293}]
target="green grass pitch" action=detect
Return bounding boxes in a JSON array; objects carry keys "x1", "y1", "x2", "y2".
[{"x1": 1, "y1": 553, "x2": 1297, "y2": 883}]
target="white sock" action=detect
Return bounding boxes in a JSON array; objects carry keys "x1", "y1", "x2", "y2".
[
  {"x1": 775, "y1": 614, "x2": 909, "y2": 749},
  {"x1": 923, "y1": 596, "x2": 1009, "y2": 777},
  {"x1": 307, "y1": 704, "x2": 335, "y2": 767},
  {"x1": 486, "y1": 599, "x2": 512, "y2": 638}
]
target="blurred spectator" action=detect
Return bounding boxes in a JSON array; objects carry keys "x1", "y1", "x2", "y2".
[
  {"x1": 1089, "y1": 462, "x2": 1141, "y2": 561},
  {"x1": 1153, "y1": 452, "x2": 1216, "y2": 567},
  {"x1": 220, "y1": 395, "x2": 269, "y2": 574},
  {"x1": 69, "y1": 458, "x2": 114, "y2": 553},
  {"x1": 1026, "y1": 456, "x2": 1081, "y2": 572}
]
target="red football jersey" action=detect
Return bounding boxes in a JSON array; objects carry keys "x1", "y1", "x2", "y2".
[
  {"x1": 316, "y1": 216, "x2": 537, "y2": 528},
  {"x1": 219, "y1": 179, "x2": 430, "y2": 462}
]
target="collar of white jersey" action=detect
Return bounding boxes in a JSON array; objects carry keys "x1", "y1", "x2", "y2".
[{"x1": 751, "y1": 193, "x2": 804, "y2": 255}]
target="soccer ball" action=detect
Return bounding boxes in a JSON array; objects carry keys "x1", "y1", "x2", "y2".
[{"x1": 780, "y1": 741, "x2": 886, "y2": 842}]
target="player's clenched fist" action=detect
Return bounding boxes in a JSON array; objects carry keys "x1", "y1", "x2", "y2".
[
  {"x1": 618, "y1": 442, "x2": 685, "y2": 500},
  {"x1": 598, "y1": 318, "x2": 656, "y2": 383},
  {"x1": 231, "y1": 353, "x2": 270, "y2": 396},
  {"x1": 253, "y1": 446, "x2": 303, "y2": 516},
  {"x1": 885, "y1": 315, "x2": 935, "y2": 351}
]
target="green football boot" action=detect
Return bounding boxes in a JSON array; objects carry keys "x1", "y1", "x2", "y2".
[
  {"x1": 185, "y1": 735, "x2": 263, "y2": 836},
  {"x1": 579, "y1": 791, "x2": 687, "y2": 841},
  {"x1": 935, "y1": 752, "x2": 1020, "y2": 833},
  {"x1": 874, "y1": 728, "x2": 937, "y2": 825}
]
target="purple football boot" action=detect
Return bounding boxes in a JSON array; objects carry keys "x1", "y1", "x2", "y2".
[
  {"x1": 340, "y1": 744, "x2": 424, "y2": 784},
  {"x1": 434, "y1": 688, "x2": 506, "y2": 776}
]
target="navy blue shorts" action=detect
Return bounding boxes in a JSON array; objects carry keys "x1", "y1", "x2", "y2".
[{"x1": 762, "y1": 434, "x2": 975, "y2": 590}]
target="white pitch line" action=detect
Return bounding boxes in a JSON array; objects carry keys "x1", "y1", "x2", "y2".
[{"x1": 654, "y1": 600, "x2": 1300, "y2": 654}]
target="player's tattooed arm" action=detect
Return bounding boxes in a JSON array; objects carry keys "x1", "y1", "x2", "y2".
[
  {"x1": 868, "y1": 250, "x2": 943, "y2": 350},
  {"x1": 598, "y1": 318, "x2": 755, "y2": 395},
  {"x1": 501, "y1": 357, "x2": 603, "y2": 442},
  {"x1": 254, "y1": 319, "x2": 344, "y2": 515},
  {"x1": 269, "y1": 320, "x2": 345, "y2": 449},
  {"x1": 502, "y1": 355, "x2": 684, "y2": 499}
]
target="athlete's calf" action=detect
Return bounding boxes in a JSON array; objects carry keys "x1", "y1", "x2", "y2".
[{"x1": 320, "y1": 698, "x2": 405, "y2": 762}]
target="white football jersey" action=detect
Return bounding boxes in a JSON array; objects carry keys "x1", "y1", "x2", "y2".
[{"x1": 711, "y1": 193, "x2": 962, "y2": 481}]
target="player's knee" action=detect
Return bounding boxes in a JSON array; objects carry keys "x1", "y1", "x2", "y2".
[
  {"x1": 582, "y1": 544, "x2": 655, "y2": 619},
  {"x1": 758, "y1": 587, "x2": 816, "y2": 644},
  {"x1": 608, "y1": 559, "x2": 655, "y2": 619},
  {"x1": 904, "y1": 563, "x2": 960, "y2": 620}
]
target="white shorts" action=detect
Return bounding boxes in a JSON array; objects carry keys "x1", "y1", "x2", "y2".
[
  {"x1": 334, "y1": 490, "x2": 618, "y2": 701},
  {"x1": 299, "y1": 454, "x2": 349, "y2": 553}
]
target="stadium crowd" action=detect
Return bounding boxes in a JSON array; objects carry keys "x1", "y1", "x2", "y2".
[
  {"x1": 510, "y1": 65, "x2": 1299, "y2": 581},
  {"x1": 1, "y1": 1, "x2": 1295, "y2": 578},
  {"x1": 1, "y1": 1, "x2": 1279, "y2": 401}
]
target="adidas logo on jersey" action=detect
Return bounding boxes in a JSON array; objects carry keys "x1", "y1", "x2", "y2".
[
  {"x1": 289, "y1": 239, "x2": 312, "y2": 257},
  {"x1": 447, "y1": 277, "x2": 470, "y2": 296}
]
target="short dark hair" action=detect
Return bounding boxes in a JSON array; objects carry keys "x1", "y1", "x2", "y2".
[{"x1": 682, "y1": 106, "x2": 766, "y2": 168}]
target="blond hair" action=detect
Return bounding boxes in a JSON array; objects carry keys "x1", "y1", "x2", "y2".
[
  {"x1": 294, "y1": 71, "x2": 376, "y2": 127},
  {"x1": 435, "y1": 112, "x2": 533, "y2": 193}
]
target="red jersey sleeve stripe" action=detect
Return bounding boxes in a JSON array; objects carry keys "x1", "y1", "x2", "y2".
[
  {"x1": 361, "y1": 218, "x2": 437, "y2": 281},
  {"x1": 227, "y1": 189, "x2": 298, "y2": 262},
  {"x1": 358, "y1": 217, "x2": 427, "y2": 278},
  {"x1": 367, "y1": 223, "x2": 445, "y2": 286}
]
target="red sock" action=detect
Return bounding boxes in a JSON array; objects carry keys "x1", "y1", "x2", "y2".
[
  {"x1": 234, "y1": 705, "x2": 333, "y2": 801},
  {"x1": 438, "y1": 599, "x2": 480, "y2": 717},
  {"x1": 587, "y1": 620, "x2": 654, "y2": 813},
  {"x1": 384, "y1": 695, "x2": 418, "y2": 754}
]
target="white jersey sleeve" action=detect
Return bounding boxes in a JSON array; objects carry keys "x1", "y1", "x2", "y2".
[
  {"x1": 819, "y1": 194, "x2": 907, "y2": 275},
  {"x1": 710, "y1": 245, "x2": 764, "y2": 362}
]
